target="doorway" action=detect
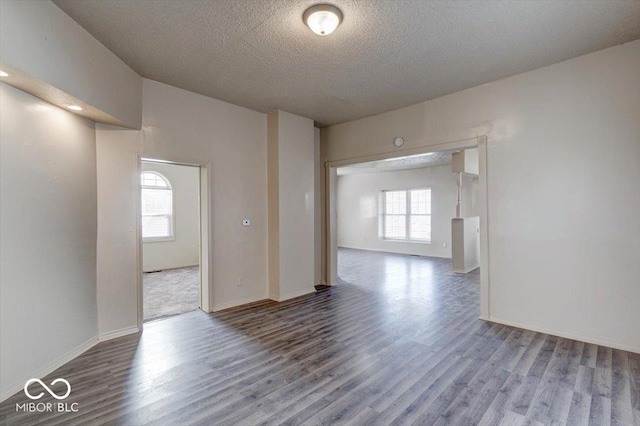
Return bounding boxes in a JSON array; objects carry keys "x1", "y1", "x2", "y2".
[
  {"x1": 325, "y1": 136, "x2": 490, "y2": 319},
  {"x1": 139, "y1": 159, "x2": 203, "y2": 322}
]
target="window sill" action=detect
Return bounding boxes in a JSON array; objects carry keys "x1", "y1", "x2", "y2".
[
  {"x1": 143, "y1": 236, "x2": 176, "y2": 243},
  {"x1": 379, "y1": 238, "x2": 431, "y2": 245}
]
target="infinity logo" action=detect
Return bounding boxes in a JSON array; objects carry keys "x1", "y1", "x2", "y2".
[{"x1": 24, "y1": 378, "x2": 71, "y2": 400}]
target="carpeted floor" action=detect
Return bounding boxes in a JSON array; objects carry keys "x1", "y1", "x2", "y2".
[{"x1": 143, "y1": 265, "x2": 200, "y2": 322}]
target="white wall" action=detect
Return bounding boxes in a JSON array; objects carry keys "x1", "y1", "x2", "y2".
[
  {"x1": 322, "y1": 40, "x2": 640, "y2": 352},
  {"x1": 0, "y1": 83, "x2": 98, "y2": 400},
  {"x1": 142, "y1": 162, "x2": 200, "y2": 272},
  {"x1": 0, "y1": 0, "x2": 142, "y2": 129},
  {"x1": 0, "y1": 2, "x2": 142, "y2": 397},
  {"x1": 337, "y1": 166, "x2": 478, "y2": 258},
  {"x1": 96, "y1": 78, "x2": 268, "y2": 335},
  {"x1": 95, "y1": 125, "x2": 141, "y2": 337},
  {"x1": 267, "y1": 111, "x2": 316, "y2": 301}
]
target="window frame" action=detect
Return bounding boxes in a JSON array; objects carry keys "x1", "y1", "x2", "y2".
[
  {"x1": 379, "y1": 188, "x2": 432, "y2": 243},
  {"x1": 140, "y1": 171, "x2": 176, "y2": 243}
]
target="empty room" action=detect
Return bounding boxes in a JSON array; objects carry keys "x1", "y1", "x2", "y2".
[
  {"x1": 0, "y1": 1, "x2": 639, "y2": 425},
  {"x1": 334, "y1": 149, "x2": 481, "y2": 310}
]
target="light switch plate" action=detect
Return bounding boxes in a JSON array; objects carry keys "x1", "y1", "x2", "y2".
[{"x1": 242, "y1": 219, "x2": 251, "y2": 226}]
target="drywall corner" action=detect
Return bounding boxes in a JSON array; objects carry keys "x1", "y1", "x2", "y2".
[{"x1": 0, "y1": 0, "x2": 142, "y2": 129}]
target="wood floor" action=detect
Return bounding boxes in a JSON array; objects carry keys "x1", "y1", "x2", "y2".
[{"x1": 1, "y1": 248, "x2": 638, "y2": 425}]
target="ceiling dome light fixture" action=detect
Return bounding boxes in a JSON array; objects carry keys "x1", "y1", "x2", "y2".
[{"x1": 303, "y1": 4, "x2": 343, "y2": 36}]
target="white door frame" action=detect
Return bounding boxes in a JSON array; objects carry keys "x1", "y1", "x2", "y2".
[
  {"x1": 136, "y1": 156, "x2": 212, "y2": 329},
  {"x1": 324, "y1": 136, "x2": 490, "y2": 319}
]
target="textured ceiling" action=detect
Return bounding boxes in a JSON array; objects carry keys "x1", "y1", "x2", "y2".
[
  {"x1": 337, "y1": 152, "x2": 452, "y2": 176},
  {"x1": 53, "y1": 0, "x2": 640, "y2": 126}
]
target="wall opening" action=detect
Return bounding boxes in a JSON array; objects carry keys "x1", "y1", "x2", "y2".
[
  {"x1": 138, "y1": 158, "x2": 211, "y2": 326},
  {"x1": 325, "y1": 136, "x2": 490, "y2": 319}
]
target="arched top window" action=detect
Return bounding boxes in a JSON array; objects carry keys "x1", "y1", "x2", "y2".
[
  {"x1": 141, "y1": 171, "x2": 174, "y2": 241},
  {"x1": 141, "y1": 171, "x2": 171, "y2": 189}
]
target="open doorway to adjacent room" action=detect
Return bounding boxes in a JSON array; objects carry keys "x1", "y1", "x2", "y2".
[
  {"x1": 140, "y1": 159, "x2": 202, "y2": 322},
  {"x1": 325, "y1": 137, "x2": 489, "y2": 318}
]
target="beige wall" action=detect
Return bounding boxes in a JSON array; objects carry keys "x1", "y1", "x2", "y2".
[
  {"x1": 321, "y1": 40, "x2": 640, "y2": 352},
  {"x1": 267, "y1": 111, "x2": 316, "y2": 301},
  {"x1": 95, "y1": 125, "x2": 142, "y2": 336},
  {"x1": 0, "y1": 0, "x2": 142, "y2": 129},
  {"x1": 144, "y1": 78, "x2": 267, "y2": 313},
  {"x1": 267, "y1": 112, "x2": 280, "y2": 299},
  {"x1": 337, "y1": 166, "x2": 477, "y2": 258},
  {"x1": 314, "y1": 127, "x2": 322, "y2": 285},
  {"x1": 142, "y1": 162, "x2": 200, "y2": 272},
  {"x1": 1, "y1": 83, "x2": 98, "y2": 400},
  {"x1": 96, "y1": 78, "x2": 268, "y2": 336}
]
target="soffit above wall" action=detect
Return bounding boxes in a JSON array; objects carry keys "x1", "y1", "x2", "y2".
[
  {"x1": 53, "y1": 0, "x2": 640, "y2": 126},
  {"x1": 0, "y1": 1, "x2": 142, "y2": 129},
  {"x1": 337, "y1": 152, "x2": 452, "y2": 176}
]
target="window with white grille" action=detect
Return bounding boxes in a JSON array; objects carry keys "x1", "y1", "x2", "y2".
[
  {"x1": 379, "y1": 189, "x2": 431, "y2": 242},
  {"x1": 141, "y1": 171, "x2": 174, "y2": 241}
]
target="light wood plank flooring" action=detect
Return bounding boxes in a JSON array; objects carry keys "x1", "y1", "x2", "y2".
[{"x1": 1, "y1": 248, "x2": 638, "y2": 425}]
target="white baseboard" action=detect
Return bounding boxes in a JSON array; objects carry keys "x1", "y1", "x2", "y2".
[
  {"x1": 0, "y1": 335, "x2": 99, "y2": 403},
  {"x1": 143, "y1": 263, "x2": 199, "y2": 273},
  {"x1": 98, "y1": 326, "x2": 140, "y2": 342},
  {"x1": 487, "y1": 316, "x2": 640, "y2": 354},
  {"x1": 338, "y1": 245, "x2": 451, "y2": 259},
  {"x1": 453, "y1": 267, "x2": 480, "y2": 274},
  {"x1": 270, "y1": 287, "x2": 316, "y2": 302},
  {"x1": 213, "y1": 294, "x2": 268, "y2": 312}
]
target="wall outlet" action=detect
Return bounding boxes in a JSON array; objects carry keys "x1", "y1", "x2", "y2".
[
  {"x1": 443, "y1": 242, "x2": 447, "y2": 248},
  {"x1": 237, "y1": 277, "x2": 244, "y2": 287},
  {"x1": 242, "y1": 219, "x2": 251, "y2": 226}
]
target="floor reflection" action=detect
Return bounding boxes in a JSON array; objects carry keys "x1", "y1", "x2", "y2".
[
  {"x1": 0, "y1": 248, "x2": 482, "y2": 425},
  {"x1": 337, "y1": 247, "x2": 479, "y2": 340}
]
